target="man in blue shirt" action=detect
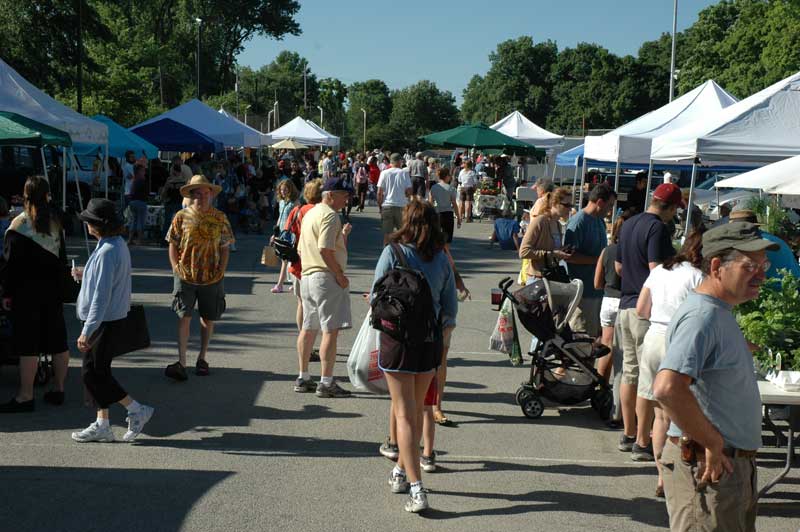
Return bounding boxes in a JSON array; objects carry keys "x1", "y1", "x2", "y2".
[
  {"x1": 654, "y1": 222, "x2": 777, "y2": 532},
  {"x1": 564, "y1": 183, "x2": 617, "y2": 339},
  {"x1": 728, "y1": 208, "x2": 800, "y2": 279}
]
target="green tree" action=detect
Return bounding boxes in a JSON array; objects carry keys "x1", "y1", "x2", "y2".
[
  {"x1": 317, "y1": 77, "x2": 348, "y2": 140},
  {"x1": 389, "y1": 81, "x2": 459, "y2": 149},
  {"x1": 346, "y1": 80, "x2": 392, "y2": 149}
]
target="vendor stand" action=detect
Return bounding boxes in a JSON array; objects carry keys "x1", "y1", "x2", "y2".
[{"x1": 758, "y1": 379, "x2": 800, "y2": 499}]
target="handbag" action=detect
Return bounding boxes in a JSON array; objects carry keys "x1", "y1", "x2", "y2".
[
  {"x1": 88, "y1": 305, "x2": 151, "y2": 358},
  {"x1": 261, "y1": 245, "x2": 280, "y2": 267}
]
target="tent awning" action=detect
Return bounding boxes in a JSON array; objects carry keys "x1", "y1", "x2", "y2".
[
  {"x1": 91, "y1": 115, "x2": 157, "y2": 159},
  {"x1": 0, "y1": 58, "x2": 107, "y2": 145},
  {"x1": 0, "y1": 111, "x2": 72, "y2": 147},
  {"x1": 130, "y1": 118, "x2": 223, "y2": 153},
  {"x1": 218, "y1": 108, "x2": 272, "y2": 146},
  {"x1": 490, "y1": 111, "x2": 564, "y2": 149},
  {"x1": 714, "y1": 154, "x2": 800, "y2": 192},
  {"x1": 421, "y1": 123, "x2": 543, "y2": 156},
  {"x1": 134, "y1": 99, "x2": 262, "y2": 147},
  {"x1": 269, "y1": 117, "x2": 339, "y2": 147}
]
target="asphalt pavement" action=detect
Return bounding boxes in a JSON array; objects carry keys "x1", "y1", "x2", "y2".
[{"x1": 1, "y1": 206, "x2": 797, "y2": 532}]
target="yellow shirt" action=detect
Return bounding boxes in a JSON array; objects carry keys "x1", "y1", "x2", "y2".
[
  {"x1": 298, "y1": 203, "x2": 347, "y2": 276},
  {"x1": 167, "y1": 207, "x2": 234, "y2": 285}
]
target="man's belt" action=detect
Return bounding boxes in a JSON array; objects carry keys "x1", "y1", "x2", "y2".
[{"x1": 668, "y1": 436, "x2": 757, "y2": 460}]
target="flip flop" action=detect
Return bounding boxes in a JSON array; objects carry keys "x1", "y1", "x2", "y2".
[
  {"x1": 433, "y1": 411, "x2": 452, "y2": 426},
  {"x1": 195, "y1": 359, "x2": 210, "y2": 376}
]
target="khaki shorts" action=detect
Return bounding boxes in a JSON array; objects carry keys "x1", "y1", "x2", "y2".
[
  {"x1": 300, "y1": 272, "x2": 352, "y2": 332},
  {"x1": 381, "y1": 206, "x2": 404, "y2": 234},
  {"x1": 637, "y1": 328, "x2": 666, "y2": 400},
  {"x1": 172, "y1": 276, "x2": 226, "y2": 321},
  {"x1": 661, "y1": 440, "x2": 757, "y2": 532},
  {"x1": 568, "y1": 297, "x2": 602, "y2": 338},
  {"x1": 618, "y1": 307, "x2": 650, "y2": 386}
]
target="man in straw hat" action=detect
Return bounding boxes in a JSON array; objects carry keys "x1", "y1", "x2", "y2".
[
  {"x1": 164, "y1": 175, "x2": 234, "y2": 381},
  {"x1": 654, "y1": 222, "x2": 779, "y2": 532}
]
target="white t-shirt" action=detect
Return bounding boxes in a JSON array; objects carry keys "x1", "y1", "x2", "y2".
[
  {"x1": 458, "y1": 169, "x2": 477, "y2": 188},
  {"x1": 122, "y1": 161, "x2": 135, "y2": 195},
  {"x1": 377, "y1": 167, "x2": 412, "y2": 207},
  {"x1": 643, "y1": 262, "x2": 704, "y2": 334}
]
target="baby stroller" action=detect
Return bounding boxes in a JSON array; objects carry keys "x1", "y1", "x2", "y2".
[{"x1": 495, "y1": 276, "x2": 614, "y2": 420}]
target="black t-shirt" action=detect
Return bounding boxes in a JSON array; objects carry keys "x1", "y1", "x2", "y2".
[
  {"x1": 628, "y1": 187, "x2": 646, "y2": 214},
  {"x1": 617, "y1": 212, "x2": 676, "y2": 309}
]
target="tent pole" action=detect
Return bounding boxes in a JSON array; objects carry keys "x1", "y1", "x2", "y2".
[
  {"x1": 40, "y1": 147, "x2": 49, "y2": 183},
  {"x1": 70, "y1": 150, "x2": 92, "y2": 256},
  {"x1": 684, "y1": 162, "x2": 698, "y2": 237},
  {"x1": 550, "y1": 156, "x2": 557, "y2": 183},
  {"x1": 62, "y1": 147, "x2": 67, "y2": 211},
  {"x1": 571, "y1": 160, "x2": 579, "y2": 194},
  {"x1": 644, "y1": 159, "x2": 654, "y2": 210},
  {"x1": 578, "y1": 158, "x2": 587, "y2": 209},
  {"x1": 104, "y1": 142, "x2": 109, "y2": 199},
  {"x1": 611, "y1": 157, "x2": 621, "y2": 224}
]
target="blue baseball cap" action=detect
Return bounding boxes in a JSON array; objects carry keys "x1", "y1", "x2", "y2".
[{"x1": 322, "y1": 177, "x2": 353, "y2": 193}]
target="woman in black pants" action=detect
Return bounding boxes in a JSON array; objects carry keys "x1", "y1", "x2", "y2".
[{"x1": 71, "y1": 198, "x2": 154, "y2": 443}]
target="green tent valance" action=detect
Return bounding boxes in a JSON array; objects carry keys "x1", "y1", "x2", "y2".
[{"x1": 0, "y1": 111, "x2": 72, "y2": 147}]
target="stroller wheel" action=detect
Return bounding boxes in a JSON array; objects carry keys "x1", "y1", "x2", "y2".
[
  {"x1": 35, "y1": 355, "x2": 53, "y2": 387},
  {"x1": 590, "y1": 388, "x2": 614, "y2": 421},
  {"x1": 519, "y1": 391, "x2": 545, "y2": 419},
  {"x1": 515, "y1": 385, "x2": 534, "y2": 406}
]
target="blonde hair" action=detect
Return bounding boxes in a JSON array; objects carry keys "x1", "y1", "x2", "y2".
[
  {"x1": 546, "y1": 187, "x2": 571, "y2": 210},
  {"x1": 277, "y1": 179, "x2": 299, "y2": 201},
  {"x1": 303, "y1": 178, "x2": 323, "y2": 204}
]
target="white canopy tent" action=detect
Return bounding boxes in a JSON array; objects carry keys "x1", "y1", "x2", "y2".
[
  {"x1": 134, "y1": 99, "x2": 262, "y2": 147},
  {"x1": 0, "y1": 58, "x2": 109, "y2": 219},
  {"x1": 490, "y1": 111, "x2": 564, "y2": 149},
  {"x1": 305, "y1": 120, "x2": 340, "y2": 147},
  {"x1": 714, "y1": 154, "x2": 800, "y2": 193},
  {"x1": 218, "y1": 108, "x2": 272, "y2": 146},
  {"x1": 650, "y1": 71, "x2": 800, "y2": 232},
  {"x1": 269, "y1": 116, "x2": 339, "y2": 147}
]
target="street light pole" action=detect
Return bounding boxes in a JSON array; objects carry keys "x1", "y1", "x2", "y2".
[
  {"x1": 273, "y1": 101, "x2": 279, "y2": 130},
  {"x1": 267, "y1": 110, "x2": 274, "y2": 133},
  {"x1": 77, "y1": 0, "x2": 83, "y2": 113},
  {"x1": 235, "y1": 67, "x2": 240, "y2": 119},
  {"x1": 669, "y1": 0, "x2": 678, "y2": 102},
  {"x1": 303, "y1": 65, "x2": 308, "y2": 111},
  {"x1": 316, "y1": 105, "x2": 323, "y2": 128},
  {"x1": 244, "y1": 104, "x2": 251, "y2": 126},
  {"x1": 195, "y1": 18, "x2": 202, "y2": 100},
  {"x1": 360, "y1": 108, "x2": 367, "y2": 153}
]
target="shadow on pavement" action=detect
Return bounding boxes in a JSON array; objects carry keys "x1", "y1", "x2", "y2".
[
  {"x1": 0, "y1": 466, "x2": 232, "y2": 532},
  {"x1": 436, "y1": 460, "x2": 654, "y2": 477},
  {"x1": 446, "y1": 407, "x2": 610, "y2": 430},
  {"x1": 422, "y1": 489, "x2": 669, "y2": 527}
]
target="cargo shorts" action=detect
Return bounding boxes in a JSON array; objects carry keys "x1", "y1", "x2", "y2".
[{"x1": 172, "y1": 276, "x2": 226, "y2": 321}]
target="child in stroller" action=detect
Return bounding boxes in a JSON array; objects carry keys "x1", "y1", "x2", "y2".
[{"x1": 495, "y1": 276, "x2": 614, "y2": 420}]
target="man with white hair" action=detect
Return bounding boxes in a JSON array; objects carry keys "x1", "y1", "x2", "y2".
[{"x1": 408, "y1": 152, "x2": 428, "y2": 199}]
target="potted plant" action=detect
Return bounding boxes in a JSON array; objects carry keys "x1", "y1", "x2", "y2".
[{"x1": 737, "y1": 272, "x2": 800, "y2": 391}]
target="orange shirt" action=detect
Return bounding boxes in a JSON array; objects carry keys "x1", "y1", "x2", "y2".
[{"x1": 167, "y1": 207, "x2": 234, "y2": 285}]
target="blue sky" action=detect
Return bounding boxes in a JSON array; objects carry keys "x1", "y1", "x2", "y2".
[{"x1": 237, "y1": 0, "x2": 719, "y2": 104}]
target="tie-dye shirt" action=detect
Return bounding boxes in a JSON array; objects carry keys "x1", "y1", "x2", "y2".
[{"x1": 166, "y1": 207, "x2": 234, "y2": 285}]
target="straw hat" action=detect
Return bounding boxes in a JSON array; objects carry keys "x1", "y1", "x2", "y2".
[{"x1": 180, "y1": 174, "x2": 221, "y2": 198}]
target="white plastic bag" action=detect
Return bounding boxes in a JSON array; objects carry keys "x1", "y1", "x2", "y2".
[
  {"x1": 489, "y1": 299, "x2": 515, "y2": 353},
  {"x1": 347, "y1": 312, "x2": 388, "y2": 394}
]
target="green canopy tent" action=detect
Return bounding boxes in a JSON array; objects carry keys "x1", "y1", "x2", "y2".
[
  {"x1": 420, "y1": 123, "x2": 545, "y2": 159},
  {"x1": 0, "y1": 111, "x2": 72, "y2": 183}
]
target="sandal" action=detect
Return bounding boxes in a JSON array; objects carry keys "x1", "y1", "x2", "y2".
[
  {"x1": 165, "y1": 362, "x2": 188, "y2": 382},
  {"x1": 433, "y1": 410, "x2": 452, "y2": 426},
  {"x1": 270, "y1": 284, "x2": 284, "y2": 294},
  {"x1": 655, "y1": 485, "x2": 665, "y2": 498},
  {"x1": 195, "y1": 359, "x2": 210, "y2": 376}
]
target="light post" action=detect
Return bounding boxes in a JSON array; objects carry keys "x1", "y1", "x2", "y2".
[
  {"x1": 244, "y1": 104, "x2": 251, "y2": 126},
  {"x1": 303, "y1": 64, "x2": 309, "y2": 111},
  {"x1": 360, "y1": 108, "x2": 367, "y2": 153},
  {"x1": 195, "y1": 18, "x2": 203, "y2": 99},
  {"x1": 316, "y1": 105, "x2": 323, "y2": 128},
  {"x1": 273, "y1": 101, "x2": 279, "y2": 130},
  {"x1": 669, "y1": 0, "x2": 678, "y2": 102},
  {"x1": 267, "y1": 110, "x2": 274, "y2": 133}
]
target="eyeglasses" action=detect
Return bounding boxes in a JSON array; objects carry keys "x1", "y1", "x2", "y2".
[{"x1": 732, "y1": 258, "x2": 771, "y2": 274}]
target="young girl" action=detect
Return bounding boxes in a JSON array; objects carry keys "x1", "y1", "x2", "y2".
[{"x1": 270, "y1": 179, "x2": 299, "y2": 293}]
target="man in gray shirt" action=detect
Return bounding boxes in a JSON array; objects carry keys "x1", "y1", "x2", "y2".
[
  {"x1": 407, "y1": 152, "x2": 428, "y2": 199},
  {"x1": 654, "y1": 222, "x2": 778, "y2": 532}
]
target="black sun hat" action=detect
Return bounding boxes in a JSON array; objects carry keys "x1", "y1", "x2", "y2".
[{"x1": 78, "y1": 198, "x2": 124, "y2": 229}]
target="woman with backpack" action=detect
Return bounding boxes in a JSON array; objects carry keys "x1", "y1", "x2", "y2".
[
  {"x1": 371, "y1": 199, "x2": 458, "y2": 514},
  {"x1": 270, "y1": 180, "x2": 299, "y2": 294}
]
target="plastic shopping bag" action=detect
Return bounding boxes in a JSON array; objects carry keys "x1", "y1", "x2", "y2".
[
  {"x1": 347, "y1": 311, "x2": 388, "y2": 394},
  {"x1": 489, "y1": 299, "x2": 515, "y2": 353},
  {"x1": 508, "y1": 305, "x2": 523, "y2": 367}
]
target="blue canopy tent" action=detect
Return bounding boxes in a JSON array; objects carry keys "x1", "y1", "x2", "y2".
[
  {"x1": 90, "y1": 115, "x2": 158, "y2": 159},
  {"x1": 130, "y1": 118, "x2": 223, "y2": 153}
]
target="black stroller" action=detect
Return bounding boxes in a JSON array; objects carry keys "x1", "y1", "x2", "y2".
[{"x1": 496, "y1": 276, "x2": 614, "y2": 420}]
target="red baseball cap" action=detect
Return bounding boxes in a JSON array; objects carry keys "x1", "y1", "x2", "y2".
[{"x1": 653, "y1": 183, "x2": 686, "y2": 208}]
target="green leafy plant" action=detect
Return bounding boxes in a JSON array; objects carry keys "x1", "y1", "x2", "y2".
[{"x1": 737, "y1": 272, "x2": 800, "y2": 372}]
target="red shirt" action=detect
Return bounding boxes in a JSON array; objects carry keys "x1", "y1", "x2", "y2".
[
  {"x1": 368, "y1": 164, "x2": 380, "y2": 185},
  {"x1": 284, "y1": 203, "x2": 315, "y2": 279}
]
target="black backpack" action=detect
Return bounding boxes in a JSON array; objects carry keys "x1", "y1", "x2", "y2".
[
  {"x1": 370, "y1": 243, "x2": 438, "y2": 345},
  {"x1": 273, "y1": 207, "x2": 302, "y2": 262}
]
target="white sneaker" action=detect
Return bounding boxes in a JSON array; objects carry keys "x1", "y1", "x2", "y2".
[
  {"x1": 123, "y1": 405, "x2": 154, "y2": 442},
  {"x1": 389, "y1": 470, "x2": 410, "y2": 494},
  {"x1": 71, "y1": 422, "x2": 115, "y2": 443},
  {"x1": 404, "y1": 490, "x2": 430, "y2": 513}
]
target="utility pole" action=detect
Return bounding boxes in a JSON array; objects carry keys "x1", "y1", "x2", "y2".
[
  {"x1": 361, "y1": 108, "x2": 367, "y2": 153},
  {"x1": 76, "y1": 0, "x2": 83, "y2": 113},
  {"x1": 195, "y1": 18, "x2": 203, "y2": 99},
  {"x1": 669, "y1": 0, "x2": 678, "y2": 102},
  {"x1": 303, "y1": 63, "x2": 308, "y2": 112},
  {"x1": 317, "y1": 105, "x2": 323, "y2": 128}
]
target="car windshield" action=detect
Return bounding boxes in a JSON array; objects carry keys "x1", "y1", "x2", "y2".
[{"x1": 695, "y1": 176, "x2": 718, "y2": 190}]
